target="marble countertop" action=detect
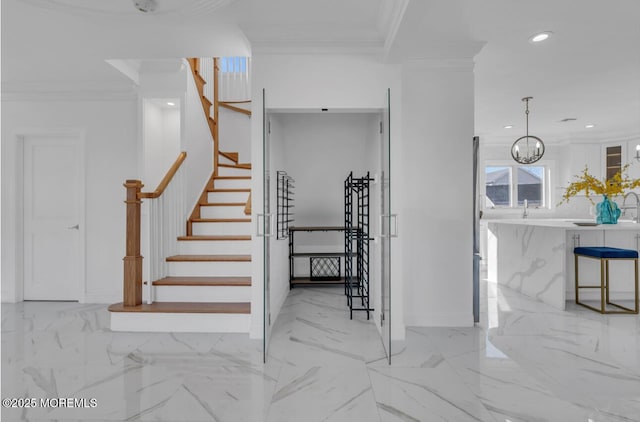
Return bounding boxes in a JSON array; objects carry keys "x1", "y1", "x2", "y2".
[{"x1": 486, "y1": 219, "x2": 640, "y2": 230}]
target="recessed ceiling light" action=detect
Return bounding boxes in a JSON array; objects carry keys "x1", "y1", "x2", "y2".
[
  {"x1": 529, "y1": 31, "x2": 553, "y2": 43},
  {"x1": 585, "y1": 124, "x2": 596, "y2": 129},
  {"x1": 167, "y1": 102, "x2": 175, "y2": 106},
  {"x1": 503, "y1": 125, "x2": 513, "y2": 129}
]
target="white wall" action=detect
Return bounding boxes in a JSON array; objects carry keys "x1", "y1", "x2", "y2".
[
  {"x1": 280, "y1": 113, "x2": 372, "y2": 226},
  {"x1": 400, "y1": 59, "x2": 475, "y2": 327},
  {"x1": 218, "y1": 107, "x2": 252, "y2": 163},
  {"x1": 183, "y1": 68, "x2": 215, "y2": 215},
  {"x1": 143, "y1": 101, "x2": 181, "y2": 189},
  {"x1": 1, "y1": 97, "x2": 138, "y2": 303}
]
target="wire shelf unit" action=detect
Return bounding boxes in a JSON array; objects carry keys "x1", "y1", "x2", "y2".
[
  {"x1": 277, "y1": 171, "x2": 295, "y2": 240},
  {"x1": 344, "y1": 171, "x2": 374, "y2": 319}
]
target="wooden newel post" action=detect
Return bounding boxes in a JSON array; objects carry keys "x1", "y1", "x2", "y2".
[{"x1": 123, "y1": 180, "x2": 144, "y2": 307}]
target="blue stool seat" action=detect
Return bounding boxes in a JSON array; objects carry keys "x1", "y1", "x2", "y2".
[
  {"x1": 574, "y1": 246, "x2": 639, "y2": 259},
  {"x1": 573, "y1": 246, "x2": 639, "y2": 314}
]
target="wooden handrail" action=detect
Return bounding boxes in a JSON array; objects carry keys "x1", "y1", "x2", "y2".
[
  {"x1": 138, "y1": 152, "x2": 187, "y2": 199},
  {"x1": 220, "y1": 100, "x2": 251, "y2": 104},
  {"x1": 213, "y1": 57, "x2": 220, "y2": 176}
]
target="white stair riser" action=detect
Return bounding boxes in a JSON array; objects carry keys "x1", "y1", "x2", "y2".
[
  {"x1": 218, "y1": 166, "x2": 252, "y2": 176},
  {"x1": 153, "y1": 285, "x2": 251, "y2": 302},
  {"x1": 168, "y1": 261, "x2": 251, "y2": 277},
  {"x1": 214, "y1": 179, "x2": 251, "y2": 189},
  {"x1": 192, "y1": 222, "x2": 252, "y2": 236},
  {"x1": 178, "y1": 240, "x2": 251, "y2": 255},
  {"x1": 110, "y1": 312, "x2": 250, "y2": 333},
  {"x1": 207, "y1": 191, "x2": 250, "y2": 202},
  {"x1": 200, "y1": 206, "x2": 246, "y2": 219}
]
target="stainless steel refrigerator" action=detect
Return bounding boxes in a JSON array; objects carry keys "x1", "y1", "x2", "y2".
[{"x1": 473, "y1": 136, "x2": 480, "y2": 323}]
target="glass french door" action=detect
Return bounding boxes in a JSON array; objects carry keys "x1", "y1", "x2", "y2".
[
  {"x1": 261, "y1": 89, "x2": 273, "y2": 363},
  {"x1": 380, "y1": 88, "x2": 392, "y2": 363}
]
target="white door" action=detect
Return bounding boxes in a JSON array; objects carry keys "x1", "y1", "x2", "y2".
[{"x1": 23, "y1": 135, "x2": 83, "y2": 301}]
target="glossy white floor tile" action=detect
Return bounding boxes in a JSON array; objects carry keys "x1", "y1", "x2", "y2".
[{"x1": 2, "y1": 279, "x2": 639, "y2": 421}]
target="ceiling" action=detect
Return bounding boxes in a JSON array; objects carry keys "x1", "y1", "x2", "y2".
[{"x1": 2, "y1": 0, "x2": 639, "y2": 143}]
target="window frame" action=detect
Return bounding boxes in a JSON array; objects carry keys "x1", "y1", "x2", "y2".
[{"x1": 483, "y1": 161, "x2": 553, "y2": 211}]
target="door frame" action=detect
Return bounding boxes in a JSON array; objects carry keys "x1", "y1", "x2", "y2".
[{"x1": 8, "y1": 129, "x2": 86, "y2": 302}]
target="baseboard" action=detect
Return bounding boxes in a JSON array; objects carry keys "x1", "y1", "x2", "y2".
[
  {"x1": 110, "y1": 312, "x2": 250, "y2": 333},
  {"x1": 82, "y1": 294, "x2": 121, "y2": 304},
  {"x1": 1, "y1": 292, "x2": 18, "y2": 303},
  {"x1": 249, "y1": 320, "x2": 263, "y2": 339},
  {"x1": 405, "y1": 312, "x2": 474, "y2": 327}
]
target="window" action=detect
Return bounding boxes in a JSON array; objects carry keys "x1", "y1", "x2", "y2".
[
  {"x1": 485, "y1": 165, "x2": 546, "y2": 208},
  {"x1": 219, "y1": 57, "x2": 247, "y2": 73}
]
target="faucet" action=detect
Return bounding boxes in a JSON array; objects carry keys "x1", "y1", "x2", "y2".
[
  {"x1": 621, "y1": 192, "x2": 640, "y2": 223},
  {"x1": 522, "y1": 199, "x2": 528, "y2": 219}
]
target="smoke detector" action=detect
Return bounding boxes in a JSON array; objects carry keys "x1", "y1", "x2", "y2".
[{"x1": 133, "y1": 0, "x2": 158, "y2": 13}]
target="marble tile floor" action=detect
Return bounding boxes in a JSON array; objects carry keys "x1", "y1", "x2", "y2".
[{"x1": 2, "y1": 281, "x2": 639, "y2": 422}]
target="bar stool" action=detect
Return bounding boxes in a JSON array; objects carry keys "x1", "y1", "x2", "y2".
[{"x1": 574, "y1": 246, "x2": 639, "y2": 314}]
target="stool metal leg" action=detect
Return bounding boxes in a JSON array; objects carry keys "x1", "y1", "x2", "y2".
[
  {"x1": 574, "y1": 254, "x2": 579, "y2": 304},
  {"x1": 600, "y1": 258, "x2": 606, "y2": 314},
  {"x1": 633, "y1": 258, "x2": 640, "y2": 314},
  {"x1": 604, "y1": 257, "x2": 639, "y2": 314},
  {"x1": 605, "y1": 259, "x2": 609, "y2": 305}
]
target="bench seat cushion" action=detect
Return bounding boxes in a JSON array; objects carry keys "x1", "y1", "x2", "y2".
[{"x1": 574, "y1": 246, "x2": 639, "y2": 259}]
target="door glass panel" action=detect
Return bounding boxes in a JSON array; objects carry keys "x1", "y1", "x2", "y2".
[
  {"x1": 381, "y1": 88, "x2": 392, "y2": 363},
  {"x1": 262, "y1": 89, "x2": 271, "y2": 363}
]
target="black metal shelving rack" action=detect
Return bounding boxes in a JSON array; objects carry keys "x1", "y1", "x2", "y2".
[
  {"x1": 288, "y1": 226, "x2": 350, "y2": 288},
  {"x1": 277, "y1": 171, "x2": 295, "y2": 240},
  {"x1": 344, "y1": 171, "x2": 374, "y2": 319}
]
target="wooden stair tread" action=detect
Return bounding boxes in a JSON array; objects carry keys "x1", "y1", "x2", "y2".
[
  {"x1": 207, "y1": 188, "x2": 251, "y2": 193},
  {"x1": 200, "y1": 202, "x2": 246, "y2": 206},
  {"x1": 191, "y1": 218, "x2": 251, "y2": 223},
  {"x1": 213, "y1": 176, "x2": 251, "y2": 180},
  {"x1": 108, "y1": 302, "x2": 250, "y2": 314},
  {"x1": 153, "y1": 276, "x2": 251, "y2": 286},
  {"x1": 177, "y1": 235, "x2": 251, "y2": 241},
  {"x1": 166, "y1": 254, "x2": 251, "y2": 262},
  {"x1": 219, "y1": 163, "x2": 252, "y2": 169}
]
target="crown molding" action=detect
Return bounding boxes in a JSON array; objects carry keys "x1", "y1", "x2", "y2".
[
  {"x1": 251, "y1": 39, "x2": 383, "y2": 56},
  {"x1": 2, "y1": 82, "x2": 138, "y2": 102}
]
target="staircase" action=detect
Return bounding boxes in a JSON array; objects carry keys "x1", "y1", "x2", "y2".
[
  {"x1": 109, "y1": 56, "x2": 254, "y2": 333},
  {"x1": 109, "y1": 156, "x2": 253, "y2": 332}
]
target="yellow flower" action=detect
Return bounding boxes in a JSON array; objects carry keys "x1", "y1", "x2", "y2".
[{"x1": 559, "y1": 164, "x2": 640, "y2": 205}]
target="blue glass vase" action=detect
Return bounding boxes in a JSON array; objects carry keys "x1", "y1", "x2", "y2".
[{"x1": 596, "y1": 195, "x2": 621, "y2": 224}]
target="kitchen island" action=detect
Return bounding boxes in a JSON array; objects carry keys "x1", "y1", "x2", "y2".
[{"x1": 487, "y1": 219, "x2": 640, "y2": 310}]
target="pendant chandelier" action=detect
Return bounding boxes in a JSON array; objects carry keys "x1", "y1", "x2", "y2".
[{"x1": 510, "y1": 97, "x2": 545, "y2": 164}]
